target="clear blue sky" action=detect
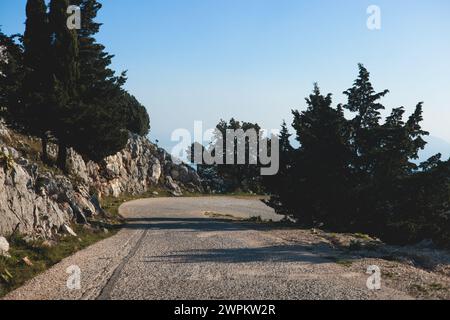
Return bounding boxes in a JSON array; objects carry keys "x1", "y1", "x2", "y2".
[{"x1": 1, "y1": 0, "x2": 450, "y2": 158}]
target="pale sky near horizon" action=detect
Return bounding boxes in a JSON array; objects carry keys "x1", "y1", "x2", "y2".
[{"x1": 1, "y1": 0, "x2": 450, "y2": 159}]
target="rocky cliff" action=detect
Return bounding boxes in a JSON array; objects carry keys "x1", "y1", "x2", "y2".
[{"x1": 0, "y1": 120, "x2": 202, "y2": 239}]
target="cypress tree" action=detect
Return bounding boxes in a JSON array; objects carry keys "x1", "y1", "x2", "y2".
[
  {"x1": 22, "y1": 0, "x2": 52, "y2": 161},
  {"x1": 48, "y1": 0, "x2": 79, "y2": 98},
  {"x1": 48, "y1": 0, "x2": 80, "y2": 170},
  {"x1": 23, "y1": 0, "x2": 50, "y2": 110}
]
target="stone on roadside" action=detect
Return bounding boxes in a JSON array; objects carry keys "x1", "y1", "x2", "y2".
[{"x1": 165, "y1": 176, "x2": 183, "y2": 197}]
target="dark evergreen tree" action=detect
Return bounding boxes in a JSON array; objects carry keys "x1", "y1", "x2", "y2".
[
  {"x1": 383, "y1": 155, "x2": 450, "y2": 247},
  {"x1": 48, "y1": 0, "x2": 80, "y2": 170},
  {"x1": 212, "y1": 118, "x2": 263, "y2": 193},
  {"x1": 22, "y1": 0, "x2": 51, "y2": 125},
  {"x1": 72, "y1": 0, "x2": 124, "y2": 101},
  {"x1": 48, "y1": 0, "x2": 79, "y2": 98},
  {"x1": 289, "y1": 85, "x2": 352, "y2": 226},
  {"x1": 72, "y1": 0, "x2": 149, "y2": 137},
  {"x1": 66, "y1": 100, "x2": 129, "y2": 162},
  {"x1": 0, "y1": 30, "x2": 24, "y2": 124},
  {"x1": 264, "y1": 121, "x2": 295, "y2": 213},
  {"x1": 21, "y1": 0, "x2": 53, "y2": 163},
  {"x1": 66, "y1": 0, "x2": 149, "y2": 161},
  {"x1": 342, "y1": 64, "x2": 389, "y2": 180},
  {"x1": 341, "y1": 65, "x2": 430, "y2": 232},
  {"x1": 119, "y1": 92, "x2": 150, "y2": 136},
  {"x1": 279, "y1": 121, "x2": 293, "y2": 155}
]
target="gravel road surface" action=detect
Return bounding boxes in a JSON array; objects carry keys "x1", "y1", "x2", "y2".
[{"x1": 5, "y1": 197, "x2": 413, "y2": 300}]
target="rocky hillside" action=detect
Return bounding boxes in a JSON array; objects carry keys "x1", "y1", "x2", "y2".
[{"x1": 0, "y1": 120, "x2": 202, "y2": 239}]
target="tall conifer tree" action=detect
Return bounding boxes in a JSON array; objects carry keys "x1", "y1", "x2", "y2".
[
  {"x1": 23, "y1": 0, "x2": 51, "y2": 162},
  {"x1": 23, "y1": 0, "x2": 50, "y2": 107},
  {"x1": 48, "y1": 0, "x2": 80, "y2": 170},
  {"x1": 65, "y1": 0, "x2": 149, "y2": 161}
]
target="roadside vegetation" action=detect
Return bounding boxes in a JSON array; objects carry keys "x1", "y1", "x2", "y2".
[
  {"x1": 264, "y1": 65, "x2": 450, "y2": 248},
  {"x1": 0, "y1": 206, "x2": 123, "y2": 298},
  {"x1": 191, "y1": 65, "x2": 450, "y2": 249}
]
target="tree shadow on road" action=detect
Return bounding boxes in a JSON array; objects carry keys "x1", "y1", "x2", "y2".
[
  {"x1": 143, "y1": 245, "x2": 333, "y2": 264},
  {"x1": 122, "y1": 217, "x2": 271, "y2": 232},
  {"x1": 123, "y1": 216, "x2": 343, "y2": 265}
]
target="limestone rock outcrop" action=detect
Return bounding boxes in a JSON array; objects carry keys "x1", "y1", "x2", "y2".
[
  {"x1": 63, "y1": 133, "x2": 202, "y2": 197},
  {"x1": 0, "y1": 121, "x2": 202, "y2": 238}
]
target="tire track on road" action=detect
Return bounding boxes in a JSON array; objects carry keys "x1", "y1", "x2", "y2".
[{"x1": 96, "y1": 229, "x2": 149, "y2": 300}]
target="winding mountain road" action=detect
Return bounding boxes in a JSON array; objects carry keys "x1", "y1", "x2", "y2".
[{"x1": 6, "y1": 197, "x2": 412, "y2": 300}]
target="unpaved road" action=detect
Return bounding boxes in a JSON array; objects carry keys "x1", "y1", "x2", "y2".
[{"x1": 6, "y1": 197, "x2": 414, "y2": 300}]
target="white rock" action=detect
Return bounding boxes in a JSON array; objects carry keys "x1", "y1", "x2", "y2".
[
  {"x1": 63, "y1": 225, "x2": 78, "y2": 237},
  {"x1": 0, "y1": 236, "x2": 10, "y2": 256}
]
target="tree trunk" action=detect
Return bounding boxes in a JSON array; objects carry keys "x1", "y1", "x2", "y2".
[{"x1": 41, "y1": 133, "x2": 49, "y2": 164}]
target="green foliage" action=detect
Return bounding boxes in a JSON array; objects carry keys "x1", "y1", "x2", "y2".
[
  {"x1": 0, "y1": 30, "x2": 24, "y2": 124},
  {"x1": 65, "y1": 0, "x2": 149, "y2": 162},
  {"x1": 265, "y1": 65, "x2": 450, "y2": 248},
  {"x1": 68, "y1": 101, "x2": 129, "y2": 162},
  {"x1": 21, "y1": 0, "x2": 51, "y2": 134},
  {"x1": 192, "y1": 118, "x2": 264, "y2": 193},
  {"x1": 0, "y1": 151, "x2": 15, "y2": 172},
  {"x1": 267, "y1": 85, "x2": 353, "y2": 226},
  {"x1": 119, "y1": 92, "x2": 150, "y2": 136},
  {"x1": 72, "y1": 0, "x2": 150, "y2": 138},
  {"x1": 0, "y1": 224, "x2": 118, "y2": 297},
  {"x1": 2, "y1": 0, "x2": 151, "y2": 169},
  {"x1": 263, "y1": 121, "x2": 293, "y2": 211}
]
